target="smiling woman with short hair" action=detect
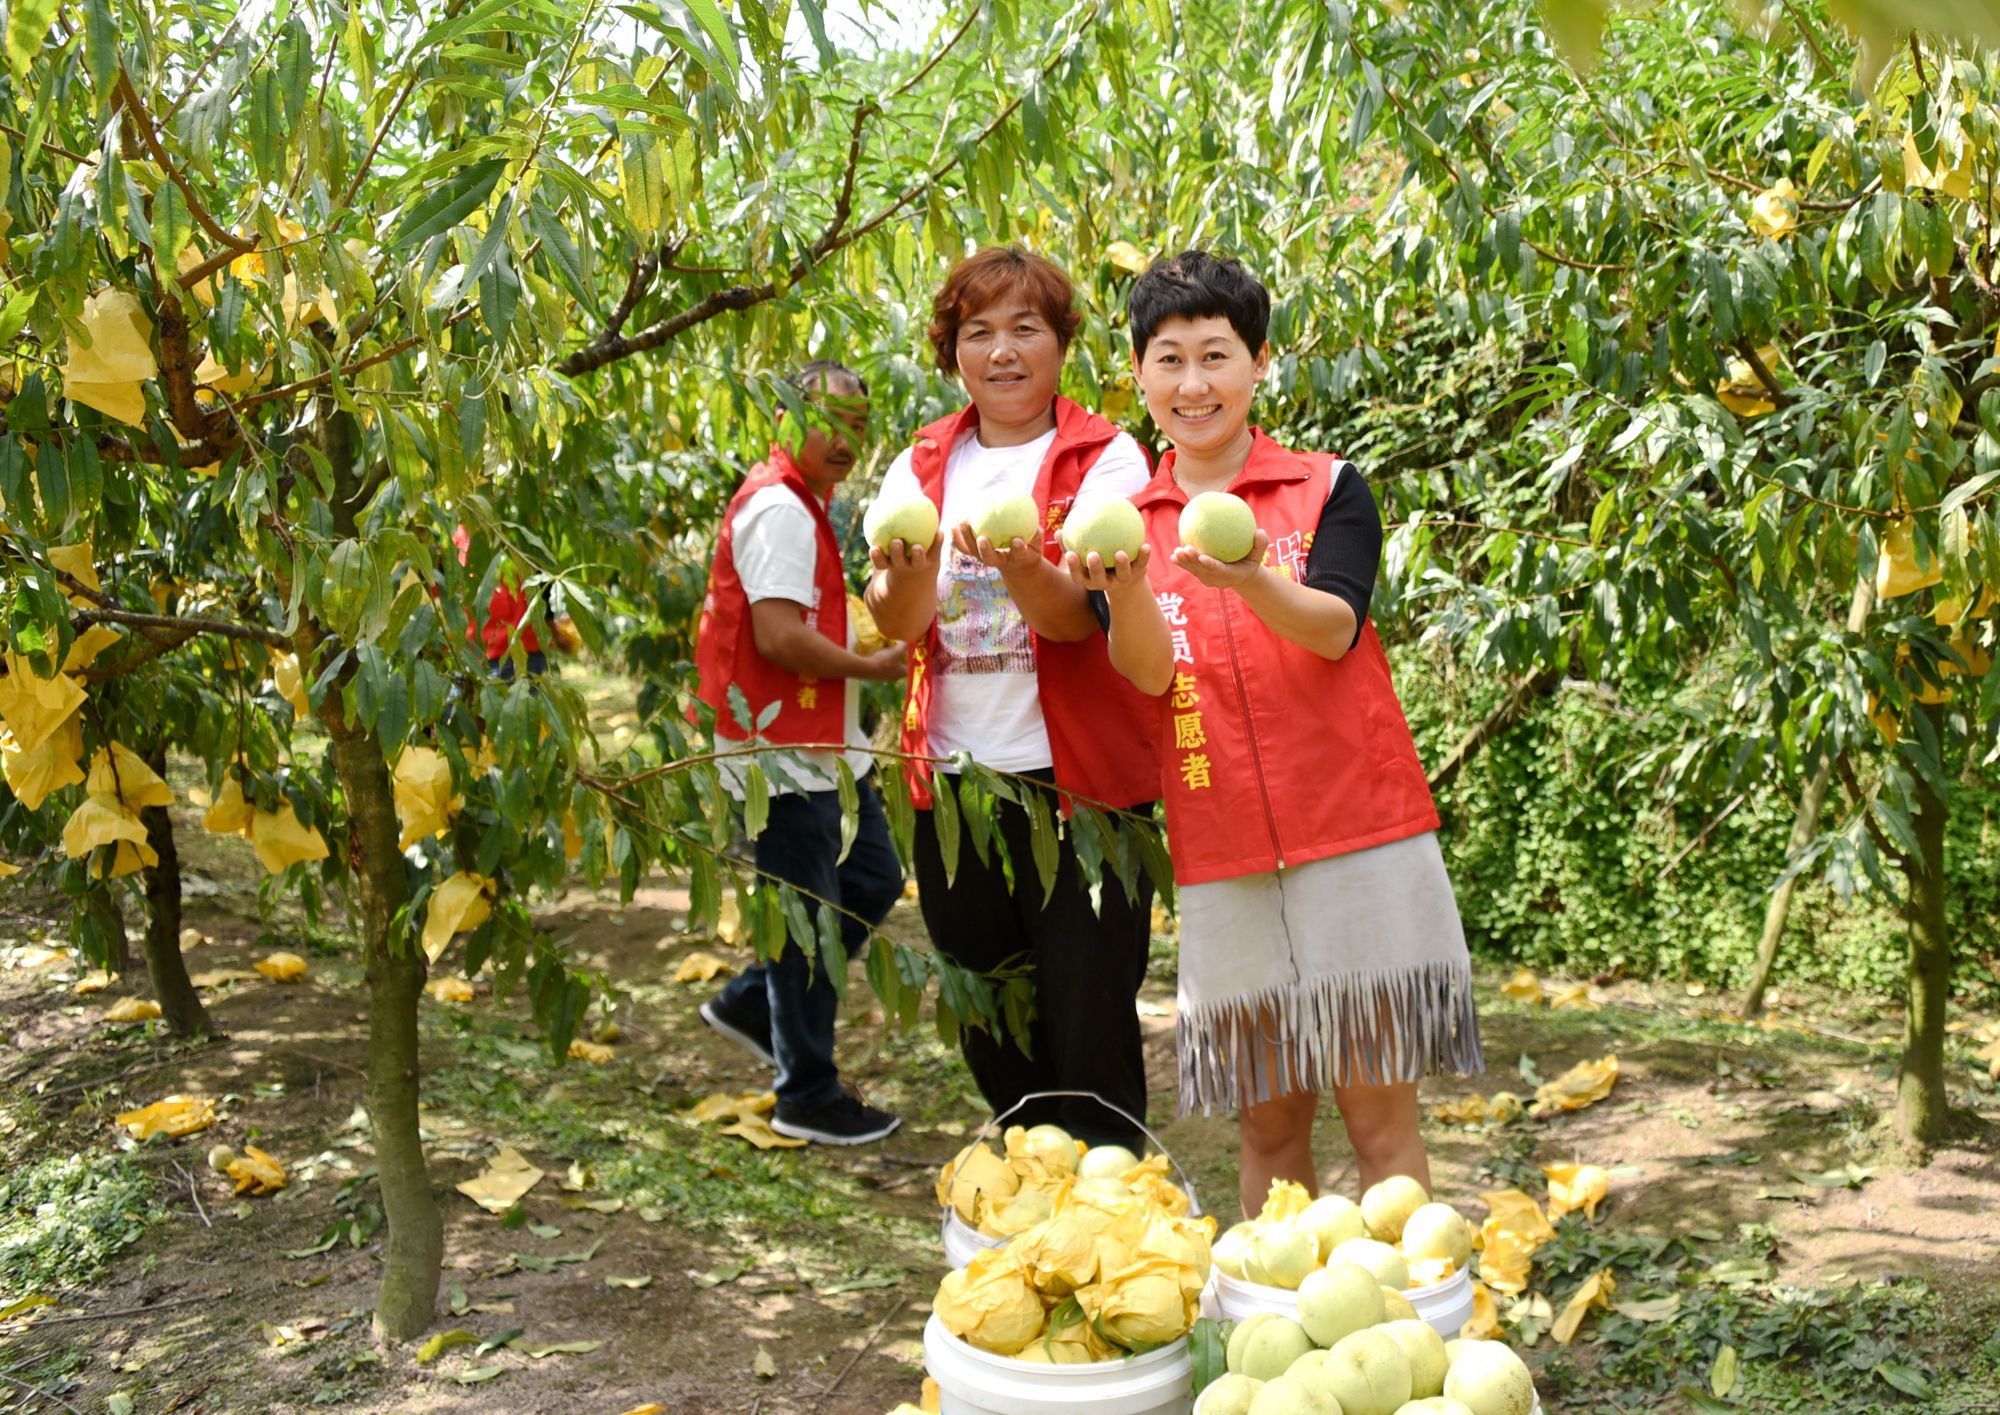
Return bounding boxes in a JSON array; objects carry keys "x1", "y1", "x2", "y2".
[
  {"x1": 863, "y1": 246, "x2": 1161, "y2": 1146},
  {"x1": 1073, "y1": 249, "x2": 1484, "y2": 1215}
]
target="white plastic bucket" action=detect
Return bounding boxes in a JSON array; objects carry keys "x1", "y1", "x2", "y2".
[
  {"x1": 1407, "y1": 1267, "x2": 1476, "y2": 1339},
  {"x1": 938, "y1": 1090, "x2": 1204, "y2": 1268},
  {"x1": 941, "y1": 1209, "x2": 1001, "y2": 1270},
  {"x1": 1210, "y1": 1265, "x2": 1476, "y2": 1341},
  {"x1": 924, "y1": 1314, "x2": 1192, "y2": 1415}
]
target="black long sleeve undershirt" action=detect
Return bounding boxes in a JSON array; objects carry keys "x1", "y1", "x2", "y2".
[{"x1": 1304, "y1": 461, "x2": 1382, "y2": 649}]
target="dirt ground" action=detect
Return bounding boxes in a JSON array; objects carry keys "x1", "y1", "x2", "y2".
[{"x1": 3, "y1": 847, "x2": 1999, "y2": 1414}]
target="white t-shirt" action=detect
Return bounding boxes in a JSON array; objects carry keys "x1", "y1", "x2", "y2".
[
  {"x1": 871, "y1": 426, "x2": 1150, "y2": 771},
  {"x1": 722, "y1": 482, "x2": 873, "y2": 795}
]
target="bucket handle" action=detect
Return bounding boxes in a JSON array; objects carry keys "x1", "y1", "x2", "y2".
[{"x1": 964, "y1": 1089, "x2": 1203, "y2": 1219}]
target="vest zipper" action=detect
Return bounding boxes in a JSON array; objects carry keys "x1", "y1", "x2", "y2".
[{"x1": 1215, "y1": 589, "x2": 1284, "y2": 870}]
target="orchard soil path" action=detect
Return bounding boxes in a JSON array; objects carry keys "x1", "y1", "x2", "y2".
[{"x1": 3, "y1": 846, "x2": 1999, "y2": 1414}]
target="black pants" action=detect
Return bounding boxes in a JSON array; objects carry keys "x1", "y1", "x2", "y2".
[
  {"x1": 912, "y1": 773, "x2": 1154, "y2": 1148},
  {"x1": 713, "y1": 780, "x2": 904, "y2": 1109}
]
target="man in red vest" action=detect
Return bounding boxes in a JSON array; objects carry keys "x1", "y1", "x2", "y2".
[{"x1": 693, "y1": 362, "x2": 908, "y2": 1144}]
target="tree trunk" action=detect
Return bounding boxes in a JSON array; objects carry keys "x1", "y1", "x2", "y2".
[
  {"x1": 138, "y1": 743, "x2": 214, "y2": 1037},
  {"x1": 1741, "y1": 576, "x2": 1875, "y2": 1017},
  {"x1": 311, "y1": 403, "x2": 441, "y2": 1342},
  {"x1": 1896, "y1": 702, "x2": 1953, "y2": 1149},
  {"x1": 83, "y1": 886, "x2": 129, "y2": 974},
  {"x1": 335, "y1": 730, "x2": 441, "y2": 1341}
]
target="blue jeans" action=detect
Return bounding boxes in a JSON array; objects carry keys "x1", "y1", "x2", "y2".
[{"x1": 712, "y1": 776, "x2": 904, "y2": 1109}]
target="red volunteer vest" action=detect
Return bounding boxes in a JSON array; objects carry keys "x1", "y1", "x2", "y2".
[
  {"x1": 450, "y1": 525, "x2": 542, "y2": 657},
  {"x1": 1134, "y1": 431, "x2": 1440, "y2": 885},
  {"x1": 694, "y1": 450, "x2": 848, "y2": 745},
  {"x1": 899, "y1": 397, "x2": 1161, "y2": 812}
]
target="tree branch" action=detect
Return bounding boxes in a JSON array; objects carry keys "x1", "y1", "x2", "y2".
[
  {"x1": 605, "y1": 250, "x2": 661, "y2": 341},
  {"x1": 115, "y1": 71, "x2": 253, "y2": 255},
  {"x1": 95, "y1": 425, "x2": 239, "y2": 468},
  {"x1": 75, "y1": 606, "x2": 290, "y2": 650},
  {"x1": 80, "y1": 624, "x2": 199, "y2": 682},
  {"x1": 339, "y1": 0, "x2": 473, "y2": 210},
  {"x1": 889, "y1": 2, "x2": 982, "y2": 102},
  {"x1": 565, "y1": 100, "x2": 875, "y2": 375},
  {"x1": 1524, "y1": 237, "x2": 1629, "y2": 274},
  {"x1": 1776, "y1": 0, "x2": 1841, "y2": 84},
  {"x1": 149, "y1": 255, "x2": 211, "y2": 439},
  {"x1": 1837, "y1": 755, "x2": 1902, "y2": 865},
  {"x1": 232, "y1": 332, "x2": 428, "y2": 415},
  {"x1": 1734, "y1": 338, "x2": 1794, "y2": 408},
  {"x1": 1427, "y1": 665, "x2": 1562, "y2": 794},
  {"x1": 558, "y1": 68, "x2": 1034, "y2": 380},
  {"x1": 0, "y1": 119, "x2": 89, "y2": 165}
]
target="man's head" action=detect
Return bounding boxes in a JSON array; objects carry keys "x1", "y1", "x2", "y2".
[
  {"x1": 1127, "y1": 252, "x2": 1271, "y2": 457},
  {"x1": 778, "y1": 360, "x2": 871, "y2": 494}
]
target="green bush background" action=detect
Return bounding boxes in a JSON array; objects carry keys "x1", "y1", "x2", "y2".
[{"x1": 1394, "y1": 644, "x2": 2000, "y2": 1002}]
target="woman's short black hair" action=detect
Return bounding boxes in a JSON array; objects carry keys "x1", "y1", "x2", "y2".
[{"x1": 1126, "y1": 250, "x2": 1271, "y2": 359}]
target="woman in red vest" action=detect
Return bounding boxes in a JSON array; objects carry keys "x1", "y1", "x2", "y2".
[
  {"x1": 864, "y1": 247, "x2": 1162, "y2": 1147},
  {"x1": 1075, "y1": 251, "x2": 1483, "y2": 1216}
]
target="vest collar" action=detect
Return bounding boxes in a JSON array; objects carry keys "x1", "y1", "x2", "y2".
[
  {"x1": 762, "y1": 444, "x2": 829, "y2": 504},
  {"x1": 912, "y1": 395, "x2": 1117, "y2": 460},
  {"x1": 1134, "y1": 428, "x2": 1310, "y2": 509}
]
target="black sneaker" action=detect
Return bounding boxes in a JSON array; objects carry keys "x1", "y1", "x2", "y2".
[
  {"x1": 770, "y1": 1093, "x2": 902, "y2": 1146},
  {"x1": 699, "y1": 998, "x2": 777, "y2": 1069}
]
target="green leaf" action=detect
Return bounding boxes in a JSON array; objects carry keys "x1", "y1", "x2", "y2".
[
  {"x1": 417, "y1": 1328, "x2": 479, "y2": 1363},
  {"x1": 1875, "y1": 1362, "x2": 1934, "y2": 1398},
  {"x1": 250, "y1": 68, "x2": 283, "y2": 183},
  {"x1": 5, "y1": 0, "x2": 60, "y2": 77},
  {"x1": 389, "y1": 158, "x2": 506, "y2": 251},
  {"x1": 1941, "y1": 470, "x2": 2000, "y2": 519},
  {"x1": 675, "y1": 0, "x2": 740, "y2": 78},
  {"x1": 521, "y1": 1339, "x2": 604, "y2": 1358},
  {"x1": 34, "y1": 439, "x2": 68, "y2": 533},
  {"x1": 619, "y1": 136, "x2": 666, "y2": 236},
  {"x1": 449, "y1": 1365, "x2": 505, "y2": 1384},
  {"x1": 475, "y1": 1327, "x2": 524, "y2": 1354},
  {"x1": 526, "y1": 197, "x2": 590, "y2": 304},
  {"x1": 834, "y1": 755, "x2": 858, "y2": 865},
  {"x1": 150, "y1": 179, "x2": 192, "y2": 267},
  {"x1": 462, "y1": 188, "x2": 514, "y2": 290},
  {"x1": 1190, "y1": 1317, "x2": 1227, "y2": 1395},
  {"x1": 932, "y1": 761, "x2": 962, "y2": 883},
  {"x1": 1677, "y1": 1390, "x2": 1736, "y2": 1415},
  {"x1": 795, "y1": 0, "x2": 837, "y2": 65},
  {"x1": 1710, "y1": 1343, "x2": 1738, "y2": 1398},
  {"x1": 1025, "y1": 788, "x2": 1059, "y2": 907},
  {"x1": 742, "y1": 761, "x2": 769, "y2": 841},
  {"x1": 81, "y1": 0, "x2": 117, "y2": 94},
  {"x1": 0, "y1": 287, "x2": 38, "y2": 346}
]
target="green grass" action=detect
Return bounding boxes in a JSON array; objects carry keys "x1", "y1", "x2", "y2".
[
  {"x1": 0, "y1": 1151, "x2": 159, "y2": 1298},
  {"x1": 1525, "y1": 1216, "x2": 1996, "y2": 1412},
  {"x1": 420, "y1": 1003, "x2": 954, "y2": 1273}
]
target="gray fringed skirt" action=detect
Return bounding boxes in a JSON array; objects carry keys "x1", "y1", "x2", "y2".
[{"x1": 1175, "y1": 831, "x2": 1485, "y2": 1116}]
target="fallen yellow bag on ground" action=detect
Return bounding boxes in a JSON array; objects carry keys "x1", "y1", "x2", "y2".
[{"x1": 116, "y1": 1095, "x2": 215, "y2": 1140}]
